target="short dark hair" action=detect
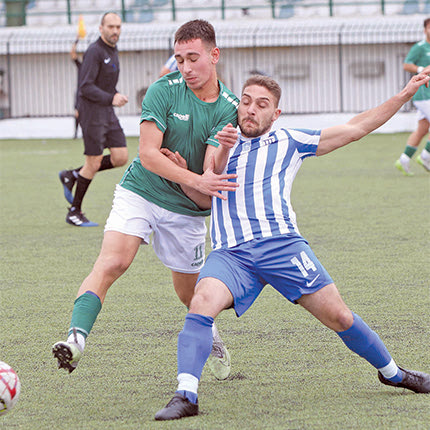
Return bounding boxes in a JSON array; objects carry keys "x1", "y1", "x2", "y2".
[
  {"x1": 101, "y1": 11, "x2": 120, "y2": 25},
  {"x1": 424, "y1": 18, "x2": 430, "y2": 28},
  {"x1": 242, "y1": 75, "x2": 282, "y2": 107},
  {"x1": 174, "y1": 19, "x2": 216, "y2": 48}
]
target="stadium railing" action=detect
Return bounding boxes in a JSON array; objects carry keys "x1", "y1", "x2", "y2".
[
  {"x1": 0, "y1": 15, "x2": 421, "y2": 120},
  {"x1": 0, "y1": 0, "x2": 427, "y2": 27}
]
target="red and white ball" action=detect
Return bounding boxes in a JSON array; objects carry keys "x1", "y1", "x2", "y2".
[{"x1": 0, "y1": 361, "x2": 20, "y2": 415}]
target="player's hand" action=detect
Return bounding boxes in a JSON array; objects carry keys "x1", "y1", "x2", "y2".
[
  {"x1": 70, "y1": 42, "x2": 78, "y2": 60},
  {"x1": 112, "y1": 93, "x2": 128, "y2": 107},
  {"x1": 418, "y1": 66, "x2": 430, "y2": 87},
  {"x1": 406, "y1": 73, "x2": 430, "y2": 93},
  {"x1": 197, "y1": 155, "x2": 238, "y2": 200},
  {"x1": 420, "y1": 65, "x2": 430, "y2": 75},
  {"x1": 215, "y1": 123, "x2": 238, "y2": 149},
  {"x1": 160, "y1": 148, "x2": 187, "y2": 169}
]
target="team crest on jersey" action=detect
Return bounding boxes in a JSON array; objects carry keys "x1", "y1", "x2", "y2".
[{"x1": 242, "y1": 141, "x2": 251, "y2": 152}]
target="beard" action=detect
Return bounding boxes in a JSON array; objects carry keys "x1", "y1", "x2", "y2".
[
  {"x1": 105, "y1": 34, "x2": 119, "y2": 46},
  {"x1": 239, "y1": 117, "x2": 271, "y2": 138}
]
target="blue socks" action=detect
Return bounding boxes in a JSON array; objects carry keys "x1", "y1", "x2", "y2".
[
  {"x1": 338, "y1": 312, "x2": 403, "y2": 383},
  {"x1": 175, "y1": 310, "x2": 405, "y2": 405},
  {"x1": 176, "y1": 313, "x2": 214, "y2": 403},
  {"x1": 176, "y1": 390, "x2": 198, "y2": 404}
]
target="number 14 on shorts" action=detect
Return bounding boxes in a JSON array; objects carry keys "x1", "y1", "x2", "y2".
[{"x1": 291, "y1": 251, "x2": 317, "y2": 277}]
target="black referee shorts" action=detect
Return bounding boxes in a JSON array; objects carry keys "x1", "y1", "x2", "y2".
[{"x1": 79, "y1": 104, "x2": 126, "y2": 156}]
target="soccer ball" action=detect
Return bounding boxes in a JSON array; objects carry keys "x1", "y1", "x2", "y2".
[{"x1": 0, "y1": 361, "x2": 21, "y2": 415}]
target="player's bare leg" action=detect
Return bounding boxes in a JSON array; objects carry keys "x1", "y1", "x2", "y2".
[
  {"x1": 109, "y1": 146, "x2": 128, "y2": 167},
  {"x1": 52, "y1": 232, "x2": 141, "y2": 372}
]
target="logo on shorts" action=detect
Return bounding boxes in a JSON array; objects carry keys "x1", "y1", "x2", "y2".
[
  {"x1": 306, "y1": 274, "x2": 320, "y2": 287},
  {"x1": 191, "y1": 243, "x2": 204, "y2": 267},
  {"x1": 104, "y1": 58, "x2": 111, "y2": 64}
]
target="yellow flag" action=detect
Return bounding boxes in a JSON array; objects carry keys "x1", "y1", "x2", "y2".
[{"x1": 77, "y1": 15, "x2": 86, "y2": 39}]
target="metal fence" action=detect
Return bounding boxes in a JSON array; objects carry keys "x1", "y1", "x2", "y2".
[
  {"x1": 0, "y1": 15, "x2": 423, "y2": 119},
  {"x1": 1, "y1": 0, "x2": 429, "y2": 27}
]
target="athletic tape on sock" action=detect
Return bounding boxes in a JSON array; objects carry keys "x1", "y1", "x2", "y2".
[
  {"x1": 378, "y1": 358, "x2": 399, "y2": 379},
  {"x1": 177, "y1": 373, "x2": 199, "y2": 394}
]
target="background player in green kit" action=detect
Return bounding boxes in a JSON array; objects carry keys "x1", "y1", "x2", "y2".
[
  {"x1": 52, "y1": 20, "x2": 239, "y2": 381},
  {"x1": 395, "y1": 18, "x2": 430, "y2": 175}
]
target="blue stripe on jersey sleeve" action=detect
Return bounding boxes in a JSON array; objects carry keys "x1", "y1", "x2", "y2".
[
  {"x1": 292, "y1": 128, "x2": 321, "y2": 137},
  {"x1": 285, "y1": 128, "x2": 320, "y2": 159}
]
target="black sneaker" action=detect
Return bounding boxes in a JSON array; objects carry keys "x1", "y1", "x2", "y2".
[
  {"x1": 59, "y1": 170, "x2": 76, "y2": 204},
  {"x1": 155, "y1": 393, "x2": 198, "y2": 421},
  {"x1": 66, "y1": 208, "x2": 98, "y2": 227},
  {"x1": 378, "y1": 366, "x2": 430, "y2": 393}
]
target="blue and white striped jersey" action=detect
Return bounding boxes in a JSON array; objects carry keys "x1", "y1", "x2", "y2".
[
  {"x1": 211, "y1": 127, "x2": 321, "y2": 250},
  {"x1": 164, "y1": 54, "x2": 178, "y2": 72}
]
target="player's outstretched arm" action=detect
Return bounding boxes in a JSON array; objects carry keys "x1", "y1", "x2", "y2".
[{"x1": 317, "y1": 73, "x2": 430, "y2": 156}]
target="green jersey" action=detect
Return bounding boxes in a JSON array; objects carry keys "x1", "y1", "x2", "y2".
[
  {"x1": 120, "y1": 71, "x2": 239, "y2": 217},
  {"x1": 405, "y1": 39, "x2": 430, "y2": 101}
]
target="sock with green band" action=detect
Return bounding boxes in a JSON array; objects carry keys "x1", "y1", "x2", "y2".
[
  {"x1": 421, "y1": 141, "x2": 430, "y2": 161},
  {"x1": 68, "y1": 291, "x2": 102, "y2": 339},
  {"x1": 404, "y1": 145, "x2": 417, "y2": 158}
]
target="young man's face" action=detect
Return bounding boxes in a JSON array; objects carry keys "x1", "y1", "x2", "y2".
[
  {"x1": 238, "y1": 85, "x2": 281, "y2": 138},
  {"x1": 174, "y1": 39, "x2": 219, "y2": 91},
  {"x1": 100, "y1": 13, "x2": 122, "y2": 47}
]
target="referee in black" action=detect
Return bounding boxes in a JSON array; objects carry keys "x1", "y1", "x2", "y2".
[{"x1": 59, "y1": 12, "x2": 128, "y2": 227}]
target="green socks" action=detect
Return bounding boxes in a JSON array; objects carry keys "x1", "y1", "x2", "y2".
[
  {"x1": 68, "y1": 291, "x2": 102, "y2": 338},
  {"x1": 404, "y1": 145, "x2": 417, "y2": 158}
]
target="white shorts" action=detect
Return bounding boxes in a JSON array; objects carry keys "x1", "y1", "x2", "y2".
[
  {"x1": 104, "y1": 185, "x2": 207, "y2": 273},
  {"x1": 413, "y1": 100, "x2": 430, "y2": 122}
]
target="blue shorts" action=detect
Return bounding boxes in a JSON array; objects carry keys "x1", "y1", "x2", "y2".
[{"x1": 198, "y1": 235, "x2": 333, "y2": 317}]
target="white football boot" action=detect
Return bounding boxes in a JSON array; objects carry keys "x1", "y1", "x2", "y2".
[
  {"x1": 52, "y1": 328, "x2": 83, "y2": 373},
  {"x1": 207, "y1": 323, "x2": 231, "y2": 380}
]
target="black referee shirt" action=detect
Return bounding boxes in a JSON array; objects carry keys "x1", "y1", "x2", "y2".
[{"x1": 78, "y1": 37, "x2": 120, "y2": 108}]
